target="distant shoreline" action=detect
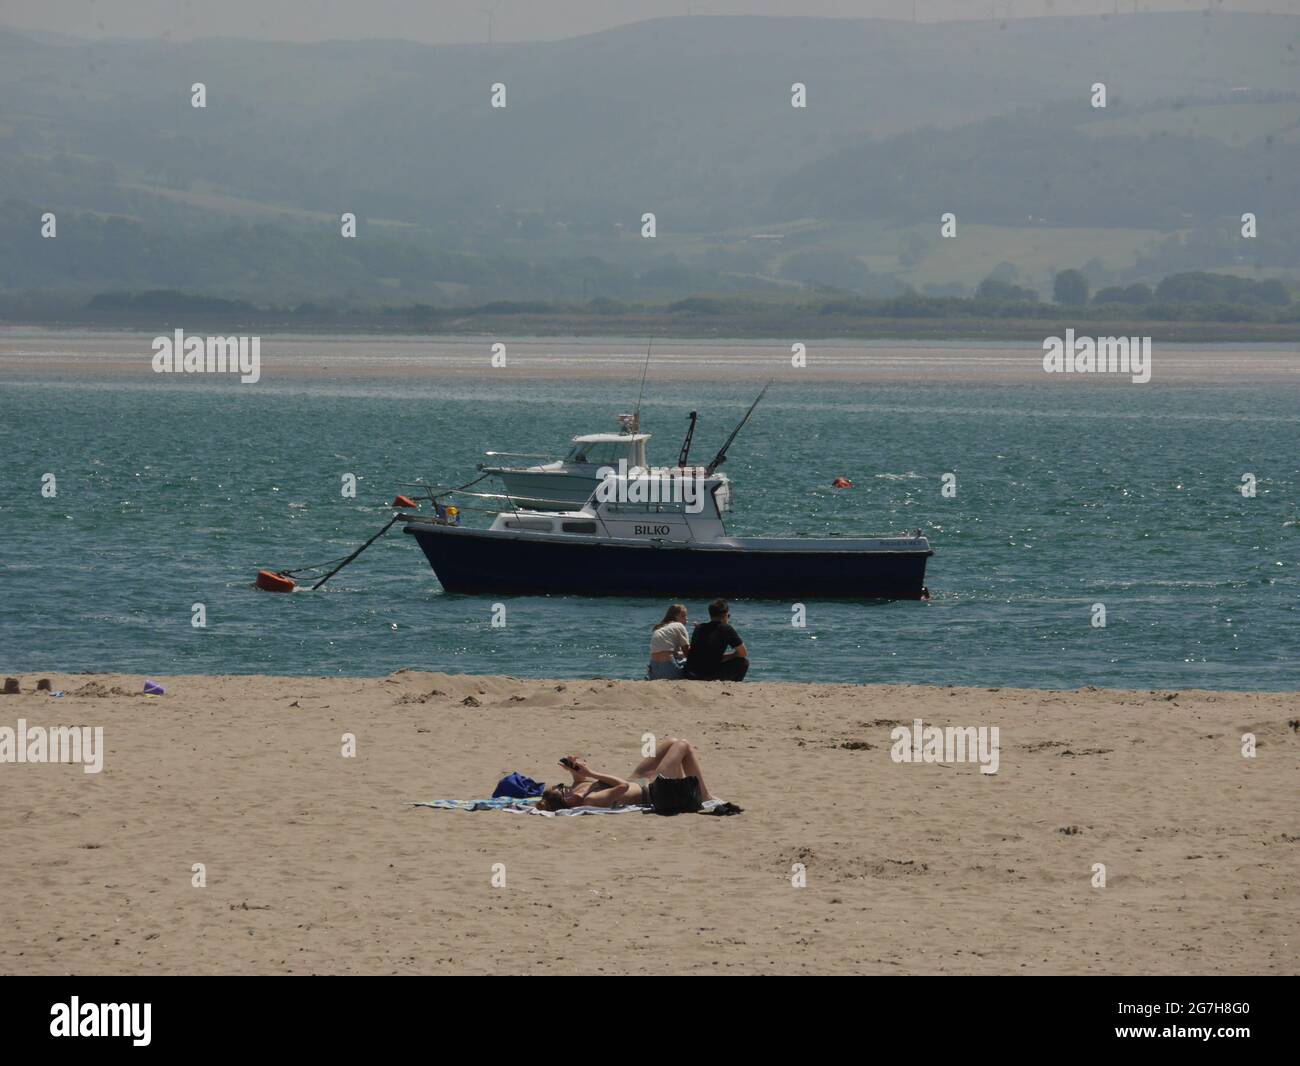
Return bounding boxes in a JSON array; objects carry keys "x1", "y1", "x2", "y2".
[
  {"x1": 4, "y1": 327, "x2": 1297, "y2": 384},
  {"x1": 3, "y1": 313, "x2": 1297, "y2": 344}
]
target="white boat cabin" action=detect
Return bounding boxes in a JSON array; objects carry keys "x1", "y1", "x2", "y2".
[
  {"x1": 488, "y1": 473, "x2": 731, "y2": 543},
  {"x1": 559, "y1": 433, "x2": 650, "y2": 471}
]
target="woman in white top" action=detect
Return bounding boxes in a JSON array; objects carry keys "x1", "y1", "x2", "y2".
[{"x1": 647, "y1": 604, "x2": 691, "y2": 680}]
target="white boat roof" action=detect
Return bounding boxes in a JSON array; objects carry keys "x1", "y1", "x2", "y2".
[
  {"x1": 598, "y1": 471, "x2": 729, "y2": 486},
  {"x1": 571, "y1": 433, "x2": 650, "y2": 443}
]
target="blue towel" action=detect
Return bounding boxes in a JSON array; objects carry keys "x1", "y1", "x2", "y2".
[
  {"x1": 412, "y1": 798, "x2": 539, "y2": 812},
  {"x1": 492, "y1": 772, "x2": 546, "y2": 799}
]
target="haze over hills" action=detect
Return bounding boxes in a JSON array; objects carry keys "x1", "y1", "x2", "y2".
[
  {"x1": 1, "y1": 12, "x2": 1298, "y2": 310},
  {"x1": 3, "y1": 0, "x2": 1293, "y2": 46}
]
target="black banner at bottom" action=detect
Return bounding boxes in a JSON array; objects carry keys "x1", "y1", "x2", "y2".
[{"x1": 1, "y1": 975, "x2": 1287, "y2": 1052}]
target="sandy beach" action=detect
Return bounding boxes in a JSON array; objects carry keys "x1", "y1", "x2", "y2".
[
  {"x1": 0, "y1": 671, "x2": 1294, "y2": 975},
  {"x1": 2, "y1": 329, "x2": 1298, "y2": 384}
]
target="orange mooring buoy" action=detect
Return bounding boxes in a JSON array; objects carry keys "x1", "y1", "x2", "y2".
[
  {"x1": 832, "y1": 477, "x2": 853, "y2": 489},
  {"x1": 254, "y1": 569, "x2": 296, "y2": 593},
  {"x1": 392, "y1": 495, "x2": 418, "y2": 510}
]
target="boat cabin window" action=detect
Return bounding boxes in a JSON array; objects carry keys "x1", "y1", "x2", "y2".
[
  {"x1": 564, "y1": 441, "x2": 636, "y2": 466},
  {"x1": 503, "y1": 518, "x2": 555, "y2": 531},
  {"x1": 604, "y1": 500, "x2": 687, "y2": 515},
  {"x1": 561, "y1": 520, "x2": 598, "y2": 534}
]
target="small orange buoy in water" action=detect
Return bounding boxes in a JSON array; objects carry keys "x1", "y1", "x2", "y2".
[
  {"x1": 831, "y1": 477, "x2": 853, "y2": 489},
  {"x1": 254, "y1": 569, "x2": 296, "y2": 593},
  {"x1": 392, "y1": 495, "x2": 418, "y2": 510}
]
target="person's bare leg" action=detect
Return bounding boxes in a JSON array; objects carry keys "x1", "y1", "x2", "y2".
[
  {"x1": 629, "y1": 737, "x2": 681, "y2": 779},
  {"x1": 652, "y1": 740, "x2": 692, "y2": 779},
  {"x1": 680, "y1": 743, "x2": 714, "y2": 801},
  {"x1": 646, "y1": 741, "x2": 714, "y2": 801}
]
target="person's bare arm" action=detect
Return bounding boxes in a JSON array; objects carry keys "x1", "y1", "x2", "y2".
[
  {"x1": 565, "y1": 761, "x2": 631, "y2": 807},
  {"x1": 724, "y1": 641, "x2": 748, "y2": 661},
  {"x1": 584, "y1": 766, "x2": 630, "y2": 790},
  {"x1": 571, "y1": 759, "x2": 629, "y2": 789},
  {"x1": 562, "y1": 754, "x2": 586, "y2": 784}
]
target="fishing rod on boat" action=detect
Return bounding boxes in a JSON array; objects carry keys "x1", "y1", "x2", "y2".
[
  {"x1": 704, "y1": 380, "x2": 772, "y2": 475},
  {"x1": 631, "y1": 338, "x2": 652, "y2": 432},
  {"x1": 677, "y1": 410, "x2": 698, "y2": 467}
]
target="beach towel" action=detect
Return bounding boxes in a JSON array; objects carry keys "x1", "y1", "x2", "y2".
[
  {"x1": 509, "y1": 799, "x2": 740, "y2": 817},
  {"x1": 506, "y1": 804, "x2": 650, "y2": 818},
  {"x1": 412, "y1": 798, "x2": 739, "y2": 816},
  {"x1": 411, "y1": 798, "x2": 539, "y2": 812}
]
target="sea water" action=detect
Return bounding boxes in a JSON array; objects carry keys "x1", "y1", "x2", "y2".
[{"x1": 1, "y1": 338, "x2": 1296, "y2": 689}]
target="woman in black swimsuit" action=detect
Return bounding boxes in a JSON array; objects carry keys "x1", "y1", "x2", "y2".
[{"x1": 537, "y1": 738, "x2": 714, "y2": 812}]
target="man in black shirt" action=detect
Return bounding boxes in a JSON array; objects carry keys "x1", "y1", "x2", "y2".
[{"x1": 684, "y1": 599, "x2": 749, "y2": 681}]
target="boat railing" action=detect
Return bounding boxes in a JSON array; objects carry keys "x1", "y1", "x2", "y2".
[
  {"x1": 396, "y1": 477, "x2": 736, "y2": 539},
  {"x1": 397, "y1": 482, "x2": 594, "y2": 509},
  {"x1": 395, "y1": 481, "x2": 617, "y2": 537}
]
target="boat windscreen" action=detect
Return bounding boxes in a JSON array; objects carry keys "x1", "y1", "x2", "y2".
[{"x1": 564, "y1": 441, "x2": 638, "y2": 465}]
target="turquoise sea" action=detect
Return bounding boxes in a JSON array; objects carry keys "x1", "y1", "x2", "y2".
[{"x1": 1, "y1": 338, "x2": 1297, "y2": 689}]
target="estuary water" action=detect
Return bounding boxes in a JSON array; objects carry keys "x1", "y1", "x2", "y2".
[{"x1": 1, "y1": 332, "x2": 1296, "y2": 689}]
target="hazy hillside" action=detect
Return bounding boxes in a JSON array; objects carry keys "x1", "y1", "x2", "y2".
[{"x1": 2, "y1": 12, "x2": 1298, "y2": 307}]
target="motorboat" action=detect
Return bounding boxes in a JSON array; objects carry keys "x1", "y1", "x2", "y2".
[
  {"x1": 479, "y1": 423, "x2": 655, "y2": 512},
  {"x1": 400, "y1": 472, "x2": 932, "y2": 600}
]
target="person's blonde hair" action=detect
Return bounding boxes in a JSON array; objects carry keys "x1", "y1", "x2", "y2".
[{"x1": 652, "y1": 604, "x2": 687, "y2": 633}]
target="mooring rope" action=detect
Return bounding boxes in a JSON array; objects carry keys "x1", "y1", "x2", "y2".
[
  {"x1": 268, "y1": 470, "x2": 490, "y2": 586},
  {"x1": 277, "y1": 554, "x2": 353, "y2": 578},
  {"x1": 442, "y1": 471, "x2": 489, "y2": 497},
  {"x1": 308, "y1": 514, "x2": 406, "y2": 590}
]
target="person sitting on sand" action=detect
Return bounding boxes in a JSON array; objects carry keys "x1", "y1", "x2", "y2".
[
  {"x1": 537, "y1": 737, "x2": 713, "y2": 811},
  {"x1": 684, "y1": 599, "x2": 748, "y2": 682},
  {"x1": 647, "y1": 604, "x2": 691, "y2": 680}
]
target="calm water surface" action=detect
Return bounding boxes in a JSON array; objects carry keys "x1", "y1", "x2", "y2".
[{"x1": 1, "y1": 337, "x2": 1296, "y2": 689}]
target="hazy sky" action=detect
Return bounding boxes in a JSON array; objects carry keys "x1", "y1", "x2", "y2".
[{"x1": 1, "y1": 0, "x2": 1294, "y2": 45}]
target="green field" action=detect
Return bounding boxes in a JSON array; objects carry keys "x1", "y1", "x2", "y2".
[
  {"x1": 887, "y1": 223, "x2": 1166, "y2": 293},
  {"x1": 641, "y1": 220, "x2": 1168, "y2": 295},
  {"x1": 1079, "y1": 98, "x2": 1300, "y2": 148}
]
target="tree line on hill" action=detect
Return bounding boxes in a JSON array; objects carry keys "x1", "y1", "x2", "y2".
[
  {"x1": 979, "y1": 268, "x2": 1292, "y2": 310},
  {"x1": 9, "y1": 268, "x2": 1288, "y2": 328}
]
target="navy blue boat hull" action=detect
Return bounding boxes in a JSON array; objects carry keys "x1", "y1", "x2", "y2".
[{"x1": 405, "y1": 526, "x2": 932, "y2": 600}]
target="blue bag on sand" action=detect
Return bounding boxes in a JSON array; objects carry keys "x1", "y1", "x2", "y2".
[{"x1": 492, "y1": 772, "x2": 545, "y2": 799}]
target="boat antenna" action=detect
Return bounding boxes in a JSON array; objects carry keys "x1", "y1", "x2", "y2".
[
  {"x1": 631, "y1": 338, "x2": 652, "y2": 432},
  {"x1": 705, "y1": 380, "x2": 772, "y2": 475},
  {"x1": 677, "y1": 410, "x2": 698, "y2": 467}
]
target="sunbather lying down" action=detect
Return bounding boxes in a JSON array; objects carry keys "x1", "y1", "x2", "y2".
[{"x1": 538, "y1": 737, "x2": 714, "y2": 812}]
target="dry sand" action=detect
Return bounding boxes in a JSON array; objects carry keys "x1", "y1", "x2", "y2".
[{"x1": 0, "y1": 671, "x2": 1295, "y2": 975}]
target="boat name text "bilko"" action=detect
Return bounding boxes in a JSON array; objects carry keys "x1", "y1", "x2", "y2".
[{"x1": 635, "y1": 525, "x2": 672, "y2": 536}]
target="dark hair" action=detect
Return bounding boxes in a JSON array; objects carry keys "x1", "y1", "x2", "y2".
[
  {"x1": 708, "y1": 599, "x2": 729, "y2": 619},
  {"x1": 652, "y1": 603, "x2": 687, "y2": 633},
  {"x1": 539, "y1": 786, "x2": 570, "y2": 812}
]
